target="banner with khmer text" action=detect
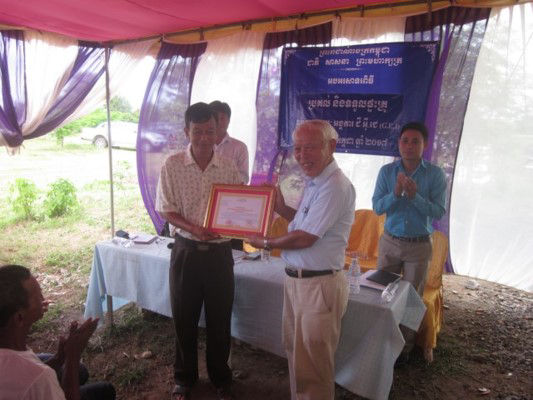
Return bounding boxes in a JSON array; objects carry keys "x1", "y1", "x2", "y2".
[{"x1": 278, "y1": 42, "x2": 439, "y2": 156}]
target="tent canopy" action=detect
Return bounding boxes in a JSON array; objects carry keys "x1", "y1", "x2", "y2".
[{"x1": 0, "y1": 0, "x2": 518, "y2": 42}]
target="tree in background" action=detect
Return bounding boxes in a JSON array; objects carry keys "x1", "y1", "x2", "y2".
[{"x1": 109, "y1": 96, "x2": 132, "y2": 113}]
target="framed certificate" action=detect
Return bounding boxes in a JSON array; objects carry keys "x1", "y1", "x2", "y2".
[{"x1": 204, "y1": 184, "x2": 276, "y2": 239}]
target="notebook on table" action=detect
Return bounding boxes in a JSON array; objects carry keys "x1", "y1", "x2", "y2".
[
  {"x1": 366, "y1": 270, "x2": 402, "y2": 287},
  {"x1": 131, "y1": 234, "x2": 157, "y2": 244}
]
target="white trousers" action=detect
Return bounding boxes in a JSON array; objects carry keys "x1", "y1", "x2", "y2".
[{"x1": 282, "y1": 271, "x2": 348, "y2": 400}]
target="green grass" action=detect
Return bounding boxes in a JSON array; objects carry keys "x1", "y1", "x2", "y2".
[
  {"x1": 31, "y1": 302, "x2": 65, "y2": 333},
  {"x1": 83, "y1": 180, "x2": 113, "y2": 191},
  {"x1": 44, "y1": 246, "x2": 94, "y2": 274},
  {"x1": 0, "y1": 136, "x2": 155, "y2": 315},
  {"x1": 0, "y1": 131, "x2": 161, "y2": 398},
  {"x1": 116, "y1": 363, "x2": 147, "y2": 387},
  {"x1": 101, "y1": 306, "x2": 148, "y2": 343}
]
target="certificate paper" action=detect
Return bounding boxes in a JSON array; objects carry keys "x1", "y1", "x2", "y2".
[{"x1": 204, "y1": 184, "x2": 275, "y2": 238}]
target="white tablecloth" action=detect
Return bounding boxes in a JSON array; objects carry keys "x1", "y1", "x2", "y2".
[{"x1": 85, "y1": 237, "x2": 426, "y2": 400}]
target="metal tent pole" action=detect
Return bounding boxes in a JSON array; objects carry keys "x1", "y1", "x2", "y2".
[{"x1": 104, "y1": 46, "x2": 115, "y2": 325}]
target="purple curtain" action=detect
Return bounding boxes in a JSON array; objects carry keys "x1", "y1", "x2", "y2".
[
  {"x1": 0, "y1": 32, "x2": 106, "y2": 146},
  {"x1": 405, "y1": 7, "x2": 491, "y2": 272},
  {"x1": 0, "y1": 30, "x2": 26, "y2": 147},
  {"x1": 137, "y1": 42, "x2": 207, "y2": 234},
  {"x1": 252, "y1": 23, "x2": 332, "y2": 185},
  {"x1": 27, "y1": 42, "x2": 106, "y2": 139}
]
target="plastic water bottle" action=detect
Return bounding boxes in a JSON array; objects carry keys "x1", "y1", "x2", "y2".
[
  {"x1": 347, "y1": 257, "x2": 361, "y2": 295},
  {"x1": 381, "y1": 281, "x2": 399, "y2": 303},
  {"x1": 260, "y1": 249, "x2": 270, "y2": 262}
]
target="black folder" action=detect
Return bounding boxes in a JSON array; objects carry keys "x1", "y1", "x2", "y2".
[{"x1": 366, "y1": 270, "x2": 402, "y2": 286}]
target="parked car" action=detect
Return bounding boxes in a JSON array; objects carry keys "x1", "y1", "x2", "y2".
[{"x1": 80, "y1": 121, "x2": 138, "y2": 149}]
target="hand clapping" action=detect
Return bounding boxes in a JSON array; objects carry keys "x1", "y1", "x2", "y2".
[
  {"x1": 395, "y1": 172, "x2": 417, "y2": 199},
  {"x1": 62, "y1": 318, "x2": 99, "y2": 360}
]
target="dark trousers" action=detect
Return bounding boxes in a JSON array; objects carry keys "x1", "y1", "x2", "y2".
[
  {"x1": 38, "y1": 354, "x2": 116, "y2": 400},
  {"x1": 169, "y1": 235, "x2": 234, "y2": 388}
]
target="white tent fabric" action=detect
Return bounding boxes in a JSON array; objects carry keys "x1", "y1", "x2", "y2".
[
  {"x1": 190, "y1": 30, "x2": 265, "y2": 179},
  {"x1": 23, "y1": 31, "x2": 79, "y2": 135},
  {"x1": 63, "y1": 40, "x2": 157, "y2": 126},
  {"x1": 451, "y1": 3, "x2": 533, "y2": 292}
]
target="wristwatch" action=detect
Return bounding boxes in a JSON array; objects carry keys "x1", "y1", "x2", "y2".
[{"x1": 263, "y1": 238, "x2": 271, "y2": 251}]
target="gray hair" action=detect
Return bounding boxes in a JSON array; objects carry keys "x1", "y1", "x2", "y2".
[{"x1": 292, "y1": 120, "x2": 339, "y2": 141}]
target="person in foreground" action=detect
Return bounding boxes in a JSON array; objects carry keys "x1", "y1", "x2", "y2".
[
  {"x1": 209, "y1": 100, "x2": 249, "y2": 184},
  {"x1": 155, "y1": 102, "x2": 242, "y2": 400},
  {"x1": 247, "y1": 120, "x2": 356, "y2": 400},
  {"x1": 0, "y1": 264, "x2": 116, "y2": 400},
  {"x1": 372, "y1": 121, "x2": 447, "y2": 361}
]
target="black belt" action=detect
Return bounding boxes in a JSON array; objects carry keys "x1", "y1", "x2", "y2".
[
  {"x1": 285, "y1": 267, "x2": 336, "y2": 279},
  {"x1": 175, "y1": 234, "x2": 230, "y2": 252},
  {"x1": 386, "y1": 231, "x2": 429, "y2": 243}
]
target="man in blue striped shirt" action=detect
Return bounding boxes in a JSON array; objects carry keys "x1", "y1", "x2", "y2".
[{"x1": 372, "y1": 121, "x2": 446, "y2": 358}]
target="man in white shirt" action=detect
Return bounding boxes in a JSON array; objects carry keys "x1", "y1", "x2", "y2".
[
  {"x1": 209, "y1": 100, "x2": 249, "y2": 183},
  {"x1": 247, "y1": 120, "x2": 355, "y2": 400},
  {"x1": 0, "y1": 264, "x2": 115, "y2": 400}
]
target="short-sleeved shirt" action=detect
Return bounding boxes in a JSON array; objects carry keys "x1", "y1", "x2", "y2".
[
  {"x1": 216, "y1": 134, "x2": 249, "y2": 183},
  {"x1": 281, "y1": 160, "x2": 356, "y2": 270},
  {"x1": 155, "y1": 145, "x2": 242, "y2": 240},
  {"x1": 0, "y1": 348, "x2": 66, "y2": 400}
]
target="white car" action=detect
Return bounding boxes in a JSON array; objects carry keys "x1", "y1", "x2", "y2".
[{"x1": 80, "y1": 121, "x2": 138, "y2": 149}]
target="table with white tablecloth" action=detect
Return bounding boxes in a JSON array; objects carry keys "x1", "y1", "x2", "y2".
[{"x1": 84, "y1": 237, "x2": 425, "y2": 400}]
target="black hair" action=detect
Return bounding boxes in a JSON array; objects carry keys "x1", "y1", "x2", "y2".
[
  {"x1": 0, "y1": 265, "x2": 31, "y2": 328},
  {"x1": 400, "y1": 121, "x2": 429, "y2": 142},
  {"x1": 185, "y1": 102, "x2": 216, "y2": 129},
  {"x1": 209, "y1": 100, "x2": 231, "y2": 119}
]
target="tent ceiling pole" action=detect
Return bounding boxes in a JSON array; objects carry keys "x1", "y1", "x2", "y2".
[
  {"x1": 105, "y1": 46, "x2": 115, "y2": 239},
  {"x1": 104, "y1": 46, "x2": 115, "y2": 325}
]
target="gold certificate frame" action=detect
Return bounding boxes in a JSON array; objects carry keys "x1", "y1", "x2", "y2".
[{"x1": 204, "y1": 184, "x2": 275, "y2": 239}]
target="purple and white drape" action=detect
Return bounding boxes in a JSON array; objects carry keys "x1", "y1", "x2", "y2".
[
  {"x1": 0, "y1": 30, "x2": 26, "y2": 147},
  {"x1": 0, "y1": 30, "x2": 105, "y2": 147},
  {"x1": 137, "y1": 42, "x2": 207, "y2": 234}
]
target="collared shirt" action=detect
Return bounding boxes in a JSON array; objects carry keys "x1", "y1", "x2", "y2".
[
  {"x1": 216, "y1": 133, "x2": 249, "y2": 183},
  {"x1": 155, "y1": 145, "x2": 241, "y2": 240},
  {"x1": 281, "y1": 160, "x2": 356, "y2": 271},
  {"x1": 372, "y1": 159, "x2": 447, "y2": 237}
]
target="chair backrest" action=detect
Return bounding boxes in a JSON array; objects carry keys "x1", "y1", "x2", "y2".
[
  {"x1": 269, "y1": 216, "x2": 289, "y2": 257},
  {"x1": 425, "y1": 231, "x2": 449, "y2": 289},
  {"x1": 346, "y1": 209, "x2": 385, "y2": 258}
]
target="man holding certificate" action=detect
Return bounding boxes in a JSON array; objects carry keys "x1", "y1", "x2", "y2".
[
  {"x1": 248, "y1": 120, "x2": 356, "y2": 400},
  {"x1": 155, "y1": 102, "x2": 242, "y2": 400}
]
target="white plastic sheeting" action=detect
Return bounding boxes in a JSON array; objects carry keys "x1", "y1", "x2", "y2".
[{"x1": 451, "y1": 4, "x2": 533, "y2": 292}]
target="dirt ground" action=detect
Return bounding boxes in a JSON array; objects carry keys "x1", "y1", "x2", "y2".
[{"x1": 28, "y1": 273, "x2": 532, "y2": 400}]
